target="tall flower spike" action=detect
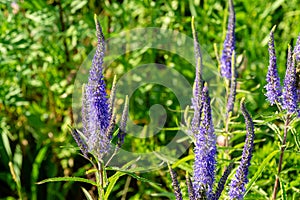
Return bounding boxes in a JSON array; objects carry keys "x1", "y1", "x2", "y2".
[
  {"x1": 226, "y1": 50, "x2": 237, "y2": 117},
  {"x1": 221, "y1": 0, "x2": 236, "y2": 79},
  {"x1": 168, "y1": 165, "x2": 183, "y2": 200},
  {"x1": 106, "y1": 111, "x2": 116, "y2": 141},
  {"x1": 106, "y1": 75, "x2": 117, "y2": 140},
  {"x1": 191, "y1": 16, "x2": 203, "y2": 105},
  {"x1": 82, "y1": 84, "x2": 89, "y2": 138},
  {"x1": 186, "y1": 173, "x2": 195, "y2": 200},
  {"x1": 84, "y1": 15, "x2": 111, "y2": 159},
  {"x1": 228, "y1": 99, "x2": 255, "y2": 200},
  {"x1": 71, "y1": 128, "x2": 88, "y2": 158},
  {"x1": 109, "y1": 75, "x2": 117, "y2": 118},
  {"x1": 265, "y1": 26, "x2": 282, "y2": 105},
  {"x1": 117, "y1": 95, "x2": 129, "y2": 148},
  {"x1": 282, "y1": 45, "x2": 298, "y2": 114},
  {"x1": 191, "y1": 17, "x2": 204, "y2": 136},
  {"x1": 294, "y1": 34, "x2": 300, "y2": 63},
  {"x1": 293, "y1": 34, "x2": 300, "y2": 102},
  {"x1": 213, "y1": 162, "x2": 234, "y2": 200},
  {"x1": 193, "y1": 85, "x2": 217, "y2": 199}
]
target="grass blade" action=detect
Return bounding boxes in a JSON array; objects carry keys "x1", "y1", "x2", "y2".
[
  {"x1": 37, "y1": 176, "x2": 97, "y2": 186},
  {"x1": 81, "y1": 187, "x2": 94, "y2": 200},
  {"x1": 245, "y1": 150, "x2": 279, "y2": 195},
  {"x1": 280, "y1": 178, "x2": 287, "y2": 200}
]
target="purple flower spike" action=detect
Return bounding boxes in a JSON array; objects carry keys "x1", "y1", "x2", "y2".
[
  {"x1": 86, "y1": 16, "x2": 110, "y2": 131},
  {"x1": 221, "y1": 0, "x2": 236, "y2": 79},
  {"x1": 265, "y1": 26, "x2": 282, "y2": 105},
  {"x1": 294, "y1": 34, "x2": 300, "y2": 63},
  {"x1": 71, "y1": 128, "x2": 88, "y2": 158},
  {"x1": 168, "y1": 165, "x2": 183, "y2": 200},
  {"x1": 81, "y1": 15, "x2": 111, "y2": 159},
  {"x1": 190, "y1": 17, "x2": 204, "y2": 134},
  {"x1": 213, "y1": 162, "x2": 234, "y2": 200},
  {"x1": 193, "y1": 85, "x2": 217, "y2": 199},
  {"x1": 191, "y1": 16, "x2": 203, "y2": 105},
  {"x1": 229, "y1": 100, "x2": 255, "y2": 200},
  {"x1": 282, "y1": 45, "x2": 298, "y2": 114},
  {"x1": 186, "y1": 174, "x2": 195, "y2": 200},
  {"x1": 293, "y1": 34, "x2": 300, "y2": 103},
  {"x1": 226, "y1": 50, "x2": 237, "y2": 117},
  {"x1": 117, "y1": 96, "x2": 129, "y2": 148}
]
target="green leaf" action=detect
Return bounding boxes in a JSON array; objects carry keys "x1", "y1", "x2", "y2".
[
  {"x1": 81, "y1": 187, "x2": 94, "y2": 200},
  {"x1": 245, "y1": 150, "x2": 280, "y2": 195},
  {"x1": 153, "y1": 151, "x2": 193, "y2": 172},
  {"x1": 105, "y1": 171, "x2": 125, "y2": 200},
  {"x1": 151, "y1": 192, "x2": 176, "y2": 199},
  {"x1": 0, "y1": 131, "x2": 12, "y2": 164},
  {"x1": 172, "y1": 154, "x2": 194, "y2": 172},
  {"x1": 37, "y1": 177, "x2": 97, "y2": 186},
  {"x1": 31, "y1": 145, "x2": 49, "y2": 200},
  {"x1": 71, "y1": 0, "x2": 88, "y2": 14},
  {"x1": 106, "y1": 167, "x2": 160, "y2": 185},
  {"x1": 280, "y1": 178, "x2": 287, "y2": 200},
  {"x1": 104, "y1": 166, "x2": 161, "y2": 199}
]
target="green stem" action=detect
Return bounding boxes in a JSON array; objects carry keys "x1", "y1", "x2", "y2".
[
  {"x1": 272, "y1": 114, "x2": 291, "y2": 200},
  {"x1": 224, "y1": 77, "x2": 231, "y2": 154},
  {"x1": 225, "y1": 112, "x2": 230, "y2": 147},
  {"x1": 121, "y1": 176, "x2": 132, "y2": 200},
  {"x1": 96, "y1": 161, "x2": 104, "y2": 200}
]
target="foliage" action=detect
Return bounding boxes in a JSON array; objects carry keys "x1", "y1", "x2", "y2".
[{"x1": 0, "y1": 0, "x2": 300, "y2": 199}]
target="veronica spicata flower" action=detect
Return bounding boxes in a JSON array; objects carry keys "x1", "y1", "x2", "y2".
[
  {"x1": 265, "y1": 26, "x2": 282, "y2": 105},
  {"x1": 282, "y1": 45, "x2": 298, "y2": 114},
  {"x1": 193, "y1": 85, "x2": 217, "y2": 199},
  {"x1": 228, "y1": 100, "x2": 255, "y2": 200},
  {"x1": 190, "y1": 17, "x2": 204, "y2": 135},
  {"x1": 72, "y1": 16, "x2": 128, "y2": 160},
  {"x1": 213, "y1": 162, "x2": 234, "y2": 200},
  {"x1": 83, "y1": 16, "x2": 111, "y2": 159},
  {"x1": 226, "y1": 50, "x2": 237, "y2": 116},
  {"x1": 191, "y1": 16, "x2": 203, "y2": 106},
  {"x1": 294, "y1": 34, "x2": 300, "y2": 63},
  {"x1": 168, "y1": 165, "x2": 183, "y2": 200},
  {"x1": 294, "y1": 34, "x2": 300, "y2": 103},
  {"x1": 190, "y1": 25, "x2": 217, "y2": 196},
  {"x1": 221, "y1": 0, "x2": 236, "y2": 79},
  {"x1": 186, "y1": 174, "x2": 195, "y2": 200}
]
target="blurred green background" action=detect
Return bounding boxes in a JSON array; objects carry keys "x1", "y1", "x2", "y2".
[{"x1": 1, "y1": 0, "x2": 300, "y2": 199}]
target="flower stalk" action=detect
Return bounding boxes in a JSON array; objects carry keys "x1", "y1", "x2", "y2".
[{"x1": 271, "y1": 114, "x2": 291, "y2": 200}]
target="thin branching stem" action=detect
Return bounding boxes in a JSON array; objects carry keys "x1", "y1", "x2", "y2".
[{"x1": 272, "y1": 114, "x2": 291, "y2": 200}]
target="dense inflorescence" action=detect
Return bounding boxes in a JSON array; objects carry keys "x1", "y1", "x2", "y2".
[
  {"x1": 169, "y1": 165, "x2": 183, "y2": 200},
  {"x1": 295, "y1": 35, "x2": 300, "y2": 102},
  {"x1": 72, "y1": 16, "x2": 128, "y2": 160},
  {"x1": 226, "y1": 50, "x2": 237, "y2": 116},
  {"x1": 265, "y1": 27, "x2": 282, "y2": 106},
  {"x1": 294, "y1": 34, "x2": 300, "y2": 62},
  {"x1": 265, "y1": 28, "x2": 300, "y2": 116},
  {"x1": 191, "y1": 16, "x2": 203, "y2": 107},
  {"x1": 117, "y1": 96, "x2": 129, "y2": 148},
  {"x1": 192, "y1": 85, "x2": 217, "y2": 199},
  {"x1": 213, "y1": 162, "x2": 234, "y2": 200},
  {"x1": 221, "y1": 0, "x2": 236, "y2": 79},
  {"x1": 83, "y1": 17, "x2": 111, "y2": 159},
  {"x1": 186, "y1": 174, "x2": 195, "y2": 200},
  {"x1": 282, "y1": 46, "x2": 298, "y2": 114},
  {"x1": 228, "y1": 100, "x2": 255, "y2": 200}
]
